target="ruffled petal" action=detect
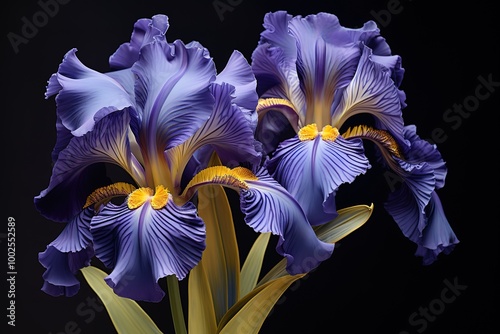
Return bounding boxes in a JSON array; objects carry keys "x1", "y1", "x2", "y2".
[
  {"x1": 251, "y1": 11, "x2": 306, "y2": 120},
  {"x1": 402, "y1": 125, "x2": 447, "y2": 189},
  {"x1": 266, "y1": 135, "x2": 371, "y2": 225},
  {"x1": 105, "y1": 68, "x2": 136, "y2": 103},
  {"x1": 386, "y1": 185, "x2": 459, "y2": 265},
  {"x1": 46, "y1": 48, "x2": 134, "y2": 136},
  {"x1": 38, "y1": 209, "x2": 94, "y2": 297},
  {"x1": 416, "y1": 192, "x2": 459, "y2": 265},
  {"x1": 384, "y1": 181, "x2": 427, "y2": 242},
  {"x1": 90, "y1": 197, "x2": 205, "y2": 302},
  {"x1": 109, "y1": 14, "x2": 169, "y2": 69},
  {"x1": 51, "y1": 115, "x2": 73, "y2": 162},
  {"x1": 288, "y1": 13, "x2": 362, "y2": 127},
  {"x1": 165, "y1": 82, "x2": 261, "y2": 194},
  {"x1": 34, "y1": 110, "x2": 144, "y2": 222},
  {"x1": 241, "y1": 168, "x2": 334, "y2": 274},
  {"x1": 131, "y1": 39, "x2": 216, "y2": 150},
  {"x1": 331, "y1": 45, "x2": 405, "y2": 143},
  {"x1": 215, "y1": 50, "x2": 258, "y2": 130}
]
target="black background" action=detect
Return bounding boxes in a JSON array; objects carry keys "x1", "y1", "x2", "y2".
[{"x1": 3, "y1": 0, "x2": 499, "y2": 333}]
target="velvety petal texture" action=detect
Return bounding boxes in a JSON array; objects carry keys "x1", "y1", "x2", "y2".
[
  {"x1": 131, "y1": 39, "x2": 216, "y2": 151},
  {"x1": 240, "y1": 168, "x2": 335, "y2": 274},
  {"x1": 109, "y1": 14, "x2": 169, "y2": 69},
  {"x1": 165, "y1": 82, "x2": 261, "y2": 194},
  {"x1": 215, "y1": 50, "x2": 259, "y2": 130},
  {"x1": 37, "y1": 14, "x2": 268, "y2": 303},
  {"x1": 38, "y1": 209, "x2": 94, "y2": 296},
  {"x1": 330, "y1": 45, "x2": 406, "y2": 144},
  {"x1": 252, "y1": 10, "x2": 457, "y2": 265},
  {"x1": 46, "y1": 48, "x2": 134, "y2": 136},
  {"x1": 34, "y1": 111, "x2": 143, "y2": 222},
  {"x1": 91, "y1": 196, "x2": 205, "y2": 302},
  {"x1": 266, "y1": 135, "x2": 370, "y2": 225}
]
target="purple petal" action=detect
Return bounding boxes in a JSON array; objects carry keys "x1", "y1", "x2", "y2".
[
  {"x1": 109, "y1": 14, "x2": 169, "y2": 69},
  {"x1": 241, "y1": 168, "x2": 334, "y2": 274},
  {"x1": 385, "y1": 182, "x2": 428, "y2": 242},
  {"x1": 46, "y1": 48, "x2": 134, "y2": 136},
  {"x1": 90, "y1": 197, "x2": 205, "y2": 302},
  {"x1": 266, "y1": 135, "x2": 370, "y2": 225},
  {"x1": 386, "y1": 185, "x2": 459, "y2": 265},
  {"x1": 416, "y1": 191, "x2": 459, "y2": 265},
  {"x1": 215, "y1": 50, "x2": 258, "y2": 130},
  {"x1": 288, "y1": 13, "x2": 363, "y2": 125},
  {"x1": 331, "y1": 45, "x2": 405, "y2": 144},
  {"x1": 165, "y1": 82, "x2": 261, "y2": 194},
  {"x1": 34, "y1": 111, "x2": 143, "y2": 222},
  {"x1": 251, "y1": 11, "x2": 306, "y2": 118},
  {"x1": 51, "y1": 115, "x2": 73, "y2": 162},
  {"x1": 402, "y1": 125, "x2": 447, "y2": 189},
  {"x1": 131, "y1": 39, "x2": 216, "y2": 150},
  {"x1": 39, "y1": 209, "x2": 94, "y2": 297}
]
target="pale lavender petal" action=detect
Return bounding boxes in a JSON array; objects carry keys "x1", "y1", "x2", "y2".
[{"x1": 46, "y1": 48, "x2": 134, "y2": 136}]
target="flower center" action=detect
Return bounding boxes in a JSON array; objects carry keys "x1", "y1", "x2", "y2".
[
  {"x1": 298, "y1": 124, "x2": 339, "y2": 141},
  {"x1": 127, "y1": 185, "x2": 169, "y2": 210}
]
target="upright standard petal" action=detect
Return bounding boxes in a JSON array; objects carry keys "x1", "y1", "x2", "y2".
[
  {"x1": 251, "y1": 11, "x2": 305, "y2": 119},
  {"x1": 165, "y1": 82, "x2": 261, "y2": 195},
  {"x1": 132, "y1": 39, "x2": 216, "y2": 151},
  {"x1": 90, "y1": 194, "x2": 205, "y2": 302},
  {"x1": 38, "y1": 209, "x2": 94, "y2": 297},
  {"x1": 215, "y1": 50, "x2": 259, "y2": 130},
  {"x1": 330, "y1": 45, "x2": 405, "y2": 144},
  {"x1": 109, "y1": 14, "x2": 170, "y2": 69},
  {"x1": 266, "y1": 128, "x2": 371, "y2": 225},
  {"x1": 288, "y1": 13, "x2": 362, "y2": 127},
  {"x1": 46, "y1": 48, "x2": 134, "y2": 136}
]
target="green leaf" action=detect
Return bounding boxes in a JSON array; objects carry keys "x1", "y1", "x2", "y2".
[
  {"x1": 314, "y1": 203, "x2": 374, "y2": 243},
  {"x1": 257, "y1": 204, "x2": 373, "y2": 286},
  {"x1": 217, "y1": 274, "x2": 306, "y2": 334},
  {"x1": 80, "y1": 266, "x2": 163, "y2": 334},
  {"x1": 188, "y1": 261, "x2": 217, "y2": 334},
  {"x1": 195, "y1": 153, "x2": 240, "y2": 323},
  {"x1": 239, "y1": 232, "x2": 271, "y2": 298}
]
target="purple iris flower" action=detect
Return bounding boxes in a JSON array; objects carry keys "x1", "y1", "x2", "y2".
[
  {"x1": 251, "y1": 11, "x2": 458, "y2": 264},
  {"x1": 35, "y1": 14, "x2": 333, "y2": 302}
]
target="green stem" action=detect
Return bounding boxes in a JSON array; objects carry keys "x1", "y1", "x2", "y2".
[{"x1": 167, "y1": 275, "x2": 187, "y2": 334}]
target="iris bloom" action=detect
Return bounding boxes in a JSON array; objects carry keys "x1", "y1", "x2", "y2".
[
  {"x1": 35, "y1": 14, "x2": 333, "y2": 302},
  {"x1": 251, "y1": 11, "x2": 458, "y2": 264}
]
